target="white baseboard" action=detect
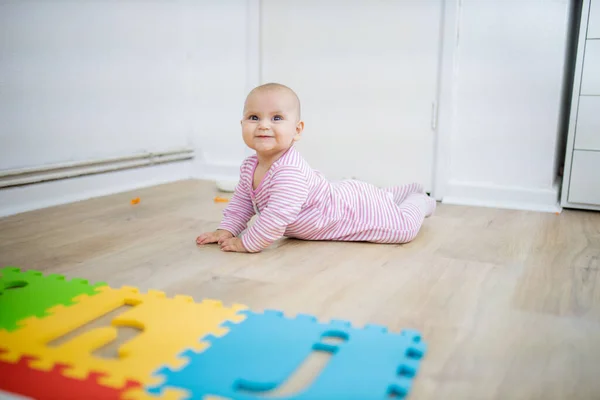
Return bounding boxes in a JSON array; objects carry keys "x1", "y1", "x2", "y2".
[
  {"x1": 442, "y1": 180, "x2": 562, "y2": 213},
  {"x1": 0, "y1": 160, "x2": 193, "y2": 218},
  {"x1": 4, "y1": 157, "x2": 559, "y2": 217},
  {"x1": 194, "y1": 161, "x2": 240, "y2": 187},
  {"x1": 194, "y1": 164, "x2": 564, "y2": 214}
]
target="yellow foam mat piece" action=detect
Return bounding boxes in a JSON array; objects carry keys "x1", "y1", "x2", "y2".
[
  {"x1": 121, "y1": 387, "x2": 233, "y2": 400},
  {"x1": 121, "y1": 387, "x2": 191, "y2": 400},
  {"x1": 0, "y1": 285, "x2": 247, "y2": 389}
]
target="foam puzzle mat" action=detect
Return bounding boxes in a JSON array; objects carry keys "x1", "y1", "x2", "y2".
[{"x1": 0, "y1": 266, "x2": 427, "y2": 399}]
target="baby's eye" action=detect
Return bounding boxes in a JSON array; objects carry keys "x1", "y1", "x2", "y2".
[
  {"x1": 248, "y1": 115, "x2": 258, "y2": 121},
  {"x1": 273, "y1": 115, "x2": 283, "y2": 121}
]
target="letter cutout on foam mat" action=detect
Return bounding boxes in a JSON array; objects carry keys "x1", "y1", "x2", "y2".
[
  {"x1": 0, "y1": 266, "x2": 106, "y2": 331},
  {"x1": 0, "y1": 285, "x2": 248, "y2": 390},
  {"x1": 148, "y1": 309, "x2": 427, "y2": 400}
]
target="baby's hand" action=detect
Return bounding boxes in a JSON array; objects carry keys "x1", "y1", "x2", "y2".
[
  {"x1": 196, "y1": 229, "x2": 233, "y2": 245},
  {"x1": 219, "y1": 237, "x2": 248, "y2": 253}
]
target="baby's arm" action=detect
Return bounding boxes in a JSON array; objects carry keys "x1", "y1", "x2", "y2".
[
  {"x1": 197, "y1": 162, "x2": 255, "y2": 246},
  {"x1": 217, "y1": 172, "x2": 255, "y2": 236},
  {"x1": 240, "y1": 165, "x2": 309, "y2": 253}
]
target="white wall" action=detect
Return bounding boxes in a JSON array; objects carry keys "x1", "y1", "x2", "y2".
[
  {"x1": 1, "y1": 1, "x2": 188, "y2": 169},
  {"x1": 437, "y1": 0, "x2": 575, "y2": 212},
  {"x1": 0, "y1": 0, "x2": 580, "y2": 216},
  {"x1": 260, "y1": 0, "x2": 442, "y2": 190},
  {"x1": 0, "y1": 0, "x2": 249, "y2": 216},
  {"x1": 182, "y1": 0, "x2": 249, "y2": 171}
]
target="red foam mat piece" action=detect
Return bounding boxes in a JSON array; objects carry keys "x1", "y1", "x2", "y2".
[{"x1": 0, "y1": 354, "x2": 141, "y2": 399}]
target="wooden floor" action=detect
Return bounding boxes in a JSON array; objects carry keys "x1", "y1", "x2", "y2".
[{"x1": 1, "y1": 178, "x2": 600, "y2": 399}]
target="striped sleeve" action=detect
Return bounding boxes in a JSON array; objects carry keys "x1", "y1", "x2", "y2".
[
  {"x1": 241, "y1": 165, "x2": 309, "y2": 253},
  {"x1": 217, "y1": 162, "x2": 256, "y2": 236}
]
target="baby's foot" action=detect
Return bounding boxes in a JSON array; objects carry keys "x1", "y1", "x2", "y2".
[
  {"x1": 424, "y1": 194, "x2": 436, "y2": 218},
  {"x1": 404, "y1": 192, "x2": 436, "y2": 218}
]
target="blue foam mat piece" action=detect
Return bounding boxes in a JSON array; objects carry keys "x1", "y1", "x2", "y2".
[{"x1": 148, "y1": 309, "x2": 427, "y2": 399}]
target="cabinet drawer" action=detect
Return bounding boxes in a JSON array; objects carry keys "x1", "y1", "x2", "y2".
[
  {"x1": 589, "y1": 0, "x2": 600, "y2": 39},
  {"x1": 581, "y1": 40, "x2": 600, "y2": 95},
  {"x1": 568, "y1": 150, "x2": 600, "y2": 205},
  {"x1": 575, "y1": 96, "x2": 600, "y2": 151}
]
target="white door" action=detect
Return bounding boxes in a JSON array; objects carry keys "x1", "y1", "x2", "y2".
[{"x1": 260, "y1": 0, "x2": 443, "y2": 191}]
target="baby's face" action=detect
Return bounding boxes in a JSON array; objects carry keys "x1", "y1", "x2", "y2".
[{"x1": 241, "y1": 89, "x2": 303, "y2": 158}]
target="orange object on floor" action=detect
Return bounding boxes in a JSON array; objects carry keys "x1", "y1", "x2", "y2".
[
  {"x1": 214, "y1": 196, "x2": 229, "y2": 203},
  {"x1": 131, "y1": 197, "x2": 140, "y2": 205}
]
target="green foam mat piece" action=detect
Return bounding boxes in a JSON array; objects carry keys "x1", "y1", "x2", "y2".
[{"x1": 0, "y1": 266, "x2": 107, "y2": 332}]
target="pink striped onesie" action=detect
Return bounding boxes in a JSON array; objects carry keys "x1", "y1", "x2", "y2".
[{"x1": 218, "y1": 145, "x2": 435, "y2": 253}]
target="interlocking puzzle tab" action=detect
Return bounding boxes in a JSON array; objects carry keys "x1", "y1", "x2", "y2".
[
  {"x1": 0, "y1": 351, "x2": 141, "y2": 400},
  {"x1": 0, "y1": 285, "x2": 248, "y2": 390},
  {"x1": 0, "y1": 266, "x2": 107, "y2": 332},
  {"x1": 148, "y1": 309, "x2": 427, "y2": 400}
]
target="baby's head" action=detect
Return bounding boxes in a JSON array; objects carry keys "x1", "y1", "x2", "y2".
[{"x1": 241, "y1": 83, "x2": 304, "y2": 158}]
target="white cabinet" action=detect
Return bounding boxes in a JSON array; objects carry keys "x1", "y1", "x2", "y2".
[
  {"x1": 589, "y1": 0, "x2": 600, "y2": 38},
  {"x1": 568, "y1": 151, "x2": 600, "y2": 205},
  {"x1": 562, "y1": 0, "x2": 600, "y2": 211},
  {"x1": 580, "y1": 41, "x2": 600, "y2": 95},
  {"x1": 574, "y1": 97, "x2": 600, "y2": 151}
]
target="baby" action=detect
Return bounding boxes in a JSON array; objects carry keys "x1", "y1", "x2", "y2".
[{"x1": 196, "y1": 83, "x2": 436, "y2": 253}]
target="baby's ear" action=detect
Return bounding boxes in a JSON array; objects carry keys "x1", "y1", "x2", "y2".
[{"x1": 295, "y1": 120, "x2": 305, "y2": 136}]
